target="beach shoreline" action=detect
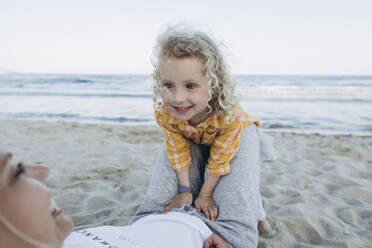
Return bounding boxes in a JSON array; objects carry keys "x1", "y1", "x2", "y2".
[{"x1": 1, "y1": 119, "x2": 371, "y2": 247}]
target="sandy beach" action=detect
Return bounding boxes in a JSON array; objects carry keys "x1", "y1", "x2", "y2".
[{"x1": 1, "y1": 119, "x2": 371, "y2": 247}]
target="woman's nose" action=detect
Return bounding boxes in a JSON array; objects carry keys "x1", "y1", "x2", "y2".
[{"x1": 25, "y1": 165, "x2": 49, "y2": 183}]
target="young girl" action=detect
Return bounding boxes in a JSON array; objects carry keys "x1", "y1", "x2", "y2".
[
  {"x1": 131, "y1": 24, "x2": 274, "y2": 247},
  {"x1": 153, "y1": 25, "x2": 263, "y2": 219}
]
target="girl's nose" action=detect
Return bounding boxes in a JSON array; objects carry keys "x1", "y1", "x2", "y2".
[
  {"x1": 173, "y1": 89, "x2": 187, "y2": 104},
  {"x1": 25, "y1": 165, "x2": 49, "y2": 183}
]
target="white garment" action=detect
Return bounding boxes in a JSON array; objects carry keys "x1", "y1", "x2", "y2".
[{"x1": 63, "y1": 212, "x2": 213, "y2": 248}]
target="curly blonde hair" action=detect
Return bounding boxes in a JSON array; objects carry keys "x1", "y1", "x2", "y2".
[{"x1": 152, "y1": 23, "x2": 238, "y2": 124}]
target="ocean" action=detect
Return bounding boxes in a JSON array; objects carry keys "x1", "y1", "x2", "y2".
[{"x1": 1, "y1": 73, "x2": 371, "y2": 136}]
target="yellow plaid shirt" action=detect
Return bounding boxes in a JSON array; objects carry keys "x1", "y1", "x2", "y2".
[{"x1": 155, "y1": 105, "x2": 260, "y2": 176}]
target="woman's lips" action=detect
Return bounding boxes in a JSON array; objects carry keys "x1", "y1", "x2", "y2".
[
  {"x1": 173, "y1": 106, "x2": 192, "y2": 113},
  {"x1": 50, "y1": 199, "x2": 62, "y2": 217},
  {"x1": 52, "y1": 208, "x2": 62, "y2": 217}
]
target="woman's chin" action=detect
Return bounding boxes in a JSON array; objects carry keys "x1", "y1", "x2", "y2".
[{"x1": 56, "y1": 215, "x2": 74, "y2": 241}]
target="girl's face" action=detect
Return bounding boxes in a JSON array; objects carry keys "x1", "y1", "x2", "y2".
[
  {"x1": 0, "y1": 152, "x2": 73, "y2": 247},
  {"x1": 159, "y1": 56, "x2": 211, "y2": 126}
]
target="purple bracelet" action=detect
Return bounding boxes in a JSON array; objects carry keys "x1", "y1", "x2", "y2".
[{"x1": 178, "y1": 185, "x2": 192, "y2": 193}]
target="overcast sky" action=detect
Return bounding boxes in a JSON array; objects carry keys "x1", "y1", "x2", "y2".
[{"x1": 1, "y1": 0, "x2": 371, "y2": 75}]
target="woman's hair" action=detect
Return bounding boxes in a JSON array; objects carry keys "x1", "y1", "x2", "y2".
[{"x1": 152, "y1": 23, "x2": 238, "y2": 123}]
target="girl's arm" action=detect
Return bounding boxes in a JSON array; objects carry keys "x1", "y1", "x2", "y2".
[
  {"x1": 176, "y1": 169, "x2": 190, "y2": 187},
  {"x1": 195, "y1": 175, "x2": 221, "y2": 221},
  {"x1": 162, "y1": 169, "x2": 193, "y2": 213},
  {"x1": 199, "y1": 175, "x2": 220, "y2": 197}
]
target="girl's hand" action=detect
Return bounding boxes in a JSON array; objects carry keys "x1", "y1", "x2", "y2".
[
  {"x1": 204, "y1": 234, "x2": 232, "y2": 248},
  {"x1": 162, "y1": 192, "x2": 193, "y2": 213},
  {"x1": 195, "y1": 194, "x2": 219, "y2": 221}
]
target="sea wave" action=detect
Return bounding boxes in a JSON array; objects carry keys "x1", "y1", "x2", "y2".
[{"x1": 1, "y1": 73, "x2": 371, "y2": 135}]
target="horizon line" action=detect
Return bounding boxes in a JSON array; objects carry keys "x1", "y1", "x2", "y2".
[{"x1": 1, "y1": 71, "x2": 372, "y2": 77}]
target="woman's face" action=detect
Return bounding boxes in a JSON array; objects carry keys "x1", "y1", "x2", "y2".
[{"x1": 0, "y1": 151, "x2": 73, "y2": 247}]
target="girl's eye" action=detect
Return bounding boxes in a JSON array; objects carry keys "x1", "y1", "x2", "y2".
[
  {"x1": 186, "y1": 83, "x2": 196, "y2": 89},
  {"x1": 163, "y1": 83, "x2": 173, "y2": 89},
  {"x1": 14, "y1": 163, "x2": 25, "y2": 179}
]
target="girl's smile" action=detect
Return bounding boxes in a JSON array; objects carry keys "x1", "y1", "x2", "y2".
[{"x1": 173, "y1": 105, "x2": 193, "y2": 113}]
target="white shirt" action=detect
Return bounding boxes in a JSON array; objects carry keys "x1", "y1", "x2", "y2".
[{"x1": 63, "y1": 212, "x2": 212, "y2": 248}]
